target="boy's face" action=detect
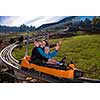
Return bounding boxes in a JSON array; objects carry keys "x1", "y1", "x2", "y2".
[
  {"x1": 44, "y1": 47, "x2": 49, "y2": 54},
  {"x1": 38, "y1": 41, "x2": 43, "y2": 47},
  {"x1": 42, "y1": 41, "x2": 46, "y2": 47}
]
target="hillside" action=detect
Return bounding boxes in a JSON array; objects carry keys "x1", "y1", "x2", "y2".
[
  {"x1": 36, "y1": 16, "x2": 79, "y2": 30},
  {"x1": 12, "y1": 34, "x2": 100, "y2": 79}
]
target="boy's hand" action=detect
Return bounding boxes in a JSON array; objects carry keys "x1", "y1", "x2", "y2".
[
  {"x1": 58, "y1": 41, "x2": 62, "y2": 46},
  {"x1": 55, "y1": 43, "x2": 60, "y2": 50}
]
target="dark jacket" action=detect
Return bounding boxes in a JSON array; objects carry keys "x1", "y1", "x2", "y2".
[{"x1": 30, "y1": 47, "x2": 48, "y2": 62}]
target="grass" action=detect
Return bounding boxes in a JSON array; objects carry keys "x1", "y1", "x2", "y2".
[
  {"x1": 0, "y1": 32, "x2": 36, "y2": 40},
  {"x1": 12, "y1": 34, "x2": 100, "y2": 79}
]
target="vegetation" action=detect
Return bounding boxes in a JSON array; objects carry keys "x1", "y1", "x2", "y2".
[
  {"x1": 0, "y1": 24, "x2": 35, "y2": 33},
  {"x1": 12, "y1": 34, "x2": 100, "y2": 79}
]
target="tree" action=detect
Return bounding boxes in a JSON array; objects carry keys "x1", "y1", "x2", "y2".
[
  {"x1": 92, "y1": 16, "x2": 100, "y2": 25},
  {"x1": 84, "y1": 18, "x2": 92, "y2": 28},
  {"x1": 29, "y1": 25, "x2": 35, "y2": 32},
  {"x1": 91, "y1": 16, "x2": 100, "y2": 32},
  {"x1": 79, "y1": 20, "x2": 85, "y2": 27},
  {"x1": 19, "y1": 24, "x2": 28, "y2": 32}
]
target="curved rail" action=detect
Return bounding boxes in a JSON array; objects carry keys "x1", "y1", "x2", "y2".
[{"x1": 0, "y1": 42, "x2": 20, "y2": 69}]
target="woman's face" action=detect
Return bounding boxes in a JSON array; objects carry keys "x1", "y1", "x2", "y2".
[{"x1": 34, "y1": 41, "x2": 39, "y2": 47}]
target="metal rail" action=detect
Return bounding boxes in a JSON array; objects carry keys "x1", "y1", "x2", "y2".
[{"x1": 0, "y1": 43, "x2": 20, "y2": 69}]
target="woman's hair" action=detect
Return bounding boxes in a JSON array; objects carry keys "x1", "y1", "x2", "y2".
[
  {"x1": 43, "y1": 40, "x2": 49, "y2": 46},
  {"x1": 34, "y1": 39, "x2": 39, "y2": 42}
]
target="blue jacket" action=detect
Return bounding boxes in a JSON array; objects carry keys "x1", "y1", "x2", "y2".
[{"x1": 37, "y1": 47, "x2": 58, "y2": 59}]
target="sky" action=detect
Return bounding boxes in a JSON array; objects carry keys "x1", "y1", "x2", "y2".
[
  {"x1": 0, "y1": 16, "x2": 66, "y2": 28},
  {"x1": 80, "y1": 16, "x2": 94, "y2": 21},
  {"x1": 0, "y1": 16, "x2": 94, "y2": 28}
]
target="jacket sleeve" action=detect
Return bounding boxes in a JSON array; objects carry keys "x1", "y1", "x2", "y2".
[
  {"x1": 31, "y1": 48, "x2": 48, "y2": 62},
  {"x1": 49, "y1": 50, "x2": 58, "y2": 58},
  {"x1": 37, "y1": 47, "x2": 50, "y2": 59}
]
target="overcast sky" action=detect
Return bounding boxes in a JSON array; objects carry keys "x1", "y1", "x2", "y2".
[
  {"x1": 0, "y1": 16, "x2": 66, "y2": 27},
  {"x1": 0, "y1": 16, "x2": 94, "y2": 27}
]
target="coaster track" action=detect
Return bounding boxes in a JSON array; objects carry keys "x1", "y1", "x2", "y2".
[{"x1": 0, "y1": 41, "x2": 100, "y2": 83}]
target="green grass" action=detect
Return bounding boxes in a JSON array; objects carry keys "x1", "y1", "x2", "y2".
[
  {"x1": 12, "y1": 34, "x2": 100, "y2": 79},
  {"x1": 0, "y1": 32, "x2": 36, "y2": 40}
]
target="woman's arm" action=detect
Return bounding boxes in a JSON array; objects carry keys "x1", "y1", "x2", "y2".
[{"x1": 37, "y1": 47, "x2": 50, "y2": 58}]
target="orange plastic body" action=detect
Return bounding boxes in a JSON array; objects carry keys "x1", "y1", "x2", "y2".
[{"x1": 20, "y1": 56, "x2": 75, "y2": 79}]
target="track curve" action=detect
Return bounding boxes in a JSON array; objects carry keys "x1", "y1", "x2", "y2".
[{"x1": 0, "y1": 42, "x2": 20, "y2": 69}]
